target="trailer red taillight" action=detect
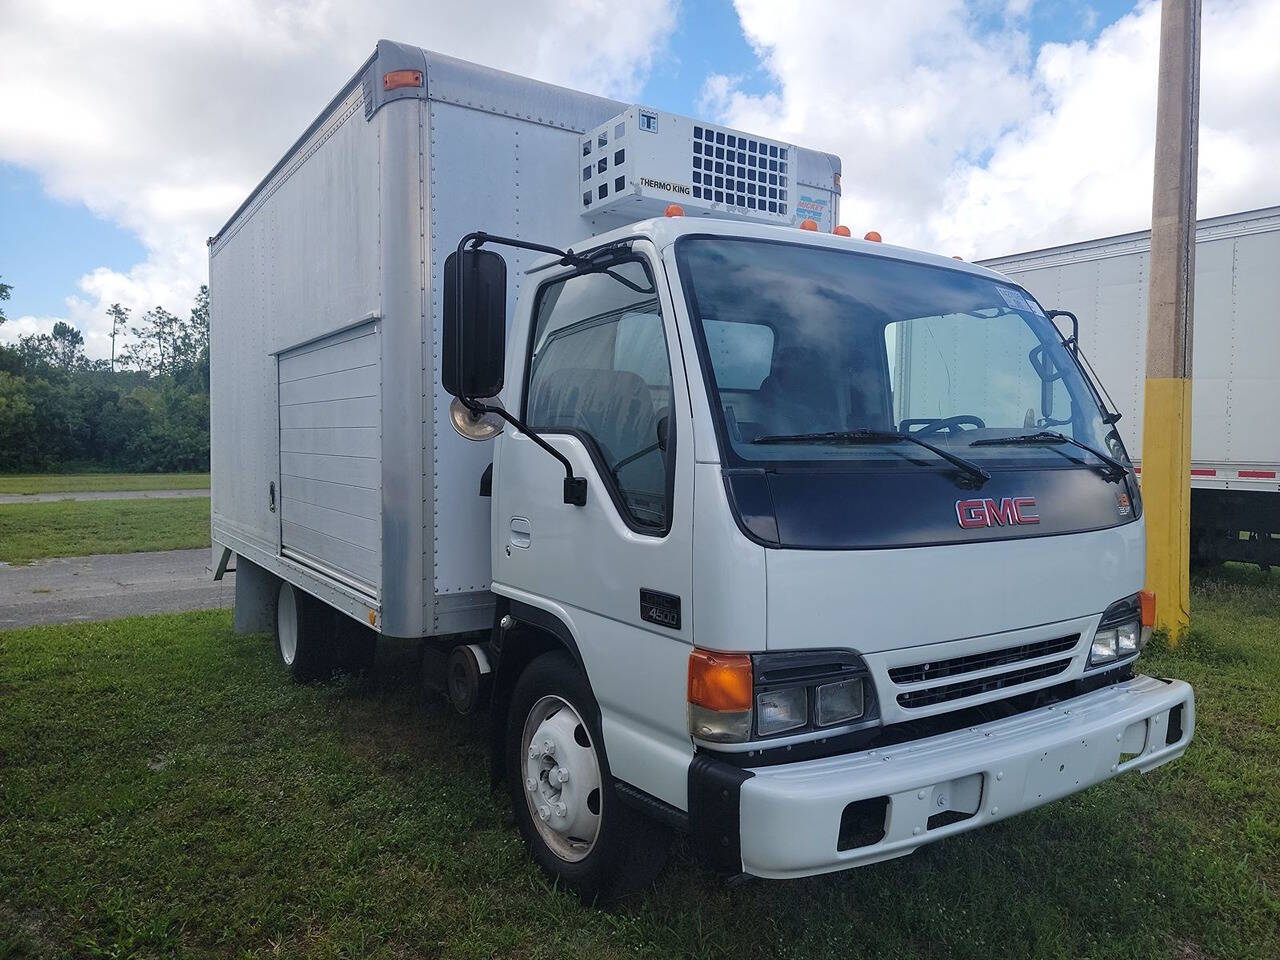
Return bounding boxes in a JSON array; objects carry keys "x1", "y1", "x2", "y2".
[{"x1": 383, "y1": 69, "x2": 423, "y2": 91}]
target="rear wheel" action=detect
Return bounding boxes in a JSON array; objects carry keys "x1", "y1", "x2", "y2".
[
  {"x1": 274, "y1": 582, "x2": 337, "y2": 681},
  {"x1": 505, "y1": 651, "x2": 669, "y2": 902}
]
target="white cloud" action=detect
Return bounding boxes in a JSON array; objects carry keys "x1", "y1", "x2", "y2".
[
  {"x1": 0, "y1": 0, "x2": 676, "y2": 358},
  {"x1": 705, "y1": 0, "x2": 1280, "y2": 260}
]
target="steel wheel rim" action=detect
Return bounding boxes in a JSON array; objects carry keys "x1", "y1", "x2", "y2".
[
  {"x1": 277, "y1": 584, "x2": 298, "y2": 666},
  {"x1": 520, "y1": 694, "x2": 603, "y2": 862}
]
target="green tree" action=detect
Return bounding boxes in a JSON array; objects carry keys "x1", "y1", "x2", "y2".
[
  {"x1": 50, "y1": 321, "x2": 86, "y2": 371},
  {"x1": 107, "y1": 302, "x2": 129, "y2": 372},
  {"x1": 0, "y1": 275, "x2": 11, "y2": 325}
]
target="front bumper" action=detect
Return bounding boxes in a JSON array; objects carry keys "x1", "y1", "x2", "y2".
[{"x1": 726, "y1": 674, "x2": 1193, "y2": 879}]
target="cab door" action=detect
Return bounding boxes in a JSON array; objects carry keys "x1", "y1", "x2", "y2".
[{"x1": 491, "y1": 242, "x2": 695, "y2": 808}]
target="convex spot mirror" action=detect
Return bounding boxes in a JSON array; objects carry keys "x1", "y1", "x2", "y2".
[{"x1": 443, "y1": 248, "x2": 507, "y2": 399}]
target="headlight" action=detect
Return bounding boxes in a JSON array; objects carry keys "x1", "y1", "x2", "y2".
[
  {"x1": 688, "y1": 648, "x2": 877, "y2": 743},
  {"x1": 756, "y1": 687, "x2": 807, "y2": 735},
  {"x1": 1088, "y1": 594, "x2": 1144, "y2": 668},
  {"x1": 816, "y1": 677, "x2": 864, "y2": 726}
]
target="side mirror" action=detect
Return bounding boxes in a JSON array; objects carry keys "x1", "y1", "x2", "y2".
[{"x1": 443, "y1": 248, "x2": 507, "y2": 399}]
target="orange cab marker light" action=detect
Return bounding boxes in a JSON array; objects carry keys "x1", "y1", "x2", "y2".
[
  {"x1": 383, "y1": 69, "x2": 423, "y2": 91},
  {"x1": 1139, "y1": 590, "x2": 1156, "y2": 628},
  {"x1": 833, "y1": 225, "x2": 852, "y2": 237},
  {"x1": 864, "y1": 230, "x2": 882, "y2": 243},
  {"x1": 664, "y1": 203, "x2": 685, "y2": 218},
  {"x1": 799, "y1": 218, "x2": 819, "y2": 231},
  {"x1": 952, "y1": 255, "x2": 964, "y2": 260},
  {"x1": 688, "y1": 649, "x2": 752, "y2": 711}
]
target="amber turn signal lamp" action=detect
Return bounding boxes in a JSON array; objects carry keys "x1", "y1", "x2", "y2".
[
  {"x1": 833, "y1": 225, "x2": 852, "y2": 236},
  {"x1": 1139, "y1": 590, "x2": 1156, "y2": 628},
  {"x1": 688, "y1": 649, "x2": 752, "y2": 711},
  {"x1": 383, "y1": 69, "x2": 423, "y2": 91},
  {"x1": 799, "y1": 219, "x2": 819, "y2": 231},
  {"x1": 664, "y1": 203, "x2": 685, "y2": 217},
  {"x1": 864, "y1": 230, "x2": 882, "y2": 242}
]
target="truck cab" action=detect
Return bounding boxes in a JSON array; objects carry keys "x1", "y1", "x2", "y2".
[{"x1": 447, "y1": 214, "x2": 1195, "y2": 892}]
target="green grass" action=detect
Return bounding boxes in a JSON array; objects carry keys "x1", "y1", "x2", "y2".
[
  {"x1": 0, "y1": 570, "x2": 1277, "y2": 960},
  {"x1": 0, "y1": 473, "x2": 210, "y2": 495},
  {"x1": 0, "y1": 497, "x2": 210, "y2": 563}
]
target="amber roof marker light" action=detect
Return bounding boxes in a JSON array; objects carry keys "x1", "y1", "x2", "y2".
[
  {"x1": 833, "y1": 225, "x2": 852, "y2": 237},
  {"x1": 664, "y1": 203, "x2": 685, "y2": 217},
  {"x1": 799, "y1": 218, "x2": 819, "y2": 231},
  {"x1": 383, "y1": 69, "x2": 423, "y2": 91},
  {"x1": 864, "y1": 230, "x2": 882, "y2": 243}
]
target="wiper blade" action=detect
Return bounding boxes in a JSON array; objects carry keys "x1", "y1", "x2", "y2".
[
  {"x1": 752, "y1": 429, "x2": 990, "y2": 485},
  {"x1": 970, "y1": 430, "x2": 1128, "y2": 482}
]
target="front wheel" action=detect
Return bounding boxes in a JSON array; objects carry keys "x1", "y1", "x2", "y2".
[{"x1": 505, "y1": 651, "x2": 669, "y2": 902}]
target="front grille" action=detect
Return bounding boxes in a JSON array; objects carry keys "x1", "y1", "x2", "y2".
[
  {"x1": 889, "y1": 634, "x2": 1080, "y2": 685},
  {"x1": 896, "y1": 658, "x2": 1074, "y2": 709}
]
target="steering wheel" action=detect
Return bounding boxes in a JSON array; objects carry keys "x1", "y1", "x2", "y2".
[{"x1": 914, "y1": 415, "x2": 986, "y2": 436}]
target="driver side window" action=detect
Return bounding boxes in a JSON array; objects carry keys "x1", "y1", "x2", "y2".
[{"x1": 525, "y1": 260, "x2": 673, "y2": 531}]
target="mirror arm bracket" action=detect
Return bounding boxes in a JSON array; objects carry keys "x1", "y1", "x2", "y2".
[{"x1": 459, "y1": 398, "x2": 587, "y2": 507}]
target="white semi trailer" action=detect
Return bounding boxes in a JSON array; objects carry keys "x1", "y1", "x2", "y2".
[
  {"x1": 982, "y1": 207, "x2": 1280, "y2": 570},
  {"x1": 209, "y1": 40, "x2": 1194, "y2": 899}
]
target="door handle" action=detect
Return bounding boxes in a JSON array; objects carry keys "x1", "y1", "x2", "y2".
[{"x1": 509, "y1": 516, "x2": 531, "y2": 549}]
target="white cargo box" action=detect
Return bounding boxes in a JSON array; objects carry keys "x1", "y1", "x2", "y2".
[{"x1": 209, "y1": 40, "x2": 842, "y2": 638}]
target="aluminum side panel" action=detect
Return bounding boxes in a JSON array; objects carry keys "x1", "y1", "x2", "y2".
[{"x1": 209, "y1": 80, "x2": 380, "y2": 562}]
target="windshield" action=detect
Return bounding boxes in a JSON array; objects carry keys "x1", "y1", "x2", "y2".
[{"x1": 675, "y1": 236, "x2": 1125, "y2": 470}]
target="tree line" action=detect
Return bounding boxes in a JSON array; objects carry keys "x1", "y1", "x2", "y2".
[{"x1": 0, "y1": 275, "x2": 211, "y2": 472}]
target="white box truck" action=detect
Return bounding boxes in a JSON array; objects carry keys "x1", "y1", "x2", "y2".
[
  {"x1": 209, "y1": 40, "x2": 1194, "y2": 899},
  {"x1": 982, "y1": 207, "x2": 1280, "y2": 570}
]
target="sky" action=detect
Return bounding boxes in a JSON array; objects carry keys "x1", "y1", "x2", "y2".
[{"x1": 1, "y1": 0, "x2": 1277, "y2": 360}]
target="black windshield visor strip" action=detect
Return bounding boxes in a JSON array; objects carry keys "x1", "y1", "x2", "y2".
[{"x1": 722, "y1": 464, "x2": 1138, "y2": 550}]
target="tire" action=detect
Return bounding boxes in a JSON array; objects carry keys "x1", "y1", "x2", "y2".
[
  {"x1": 274, "y1": 581, "x2": 337, "y2": 682},
  {"x1": 333, "y1": 614, "x2": 378, "y2": 675},
  {"x1": 505, "y1": 651, "x2": 670, "y2": 903}
]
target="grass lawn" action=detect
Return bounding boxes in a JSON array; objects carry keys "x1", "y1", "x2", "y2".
[
  {"x1": 0, "y1": 569, "x2": 1276, "y2": 960},
  {"x1": 0, "y1": 497, "x2": 210, "y2": 563},
  {"x1": 0, "y1": 473, "x2": 210, "y2": 495}
]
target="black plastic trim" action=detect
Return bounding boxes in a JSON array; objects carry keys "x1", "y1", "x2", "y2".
[
  {"x1": 504, "y1": 599, "x2": 587, "y2": 675},
  {"x1": 688, "y1": 754, "x2": 753, "y2": 872},
  {"x1": 615, "y1": 780, "x2": 690, "y2": 833}
]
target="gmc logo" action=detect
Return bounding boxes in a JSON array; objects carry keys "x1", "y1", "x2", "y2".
[{"x1": 956, "y1": 497, "x2": 1039, "y2": 528}]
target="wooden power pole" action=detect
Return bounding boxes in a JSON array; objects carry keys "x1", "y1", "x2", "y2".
[{"x1": 1142, "y1": 0, "x2": 1201, "y2": 636}]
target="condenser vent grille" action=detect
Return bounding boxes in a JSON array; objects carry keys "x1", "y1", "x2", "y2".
[
  {"x1": 580, "y1": 121, "x2": 630, "y2": 210},
  {"x1": 690, "y1": 125, "x2": 789, "y2": 216}
]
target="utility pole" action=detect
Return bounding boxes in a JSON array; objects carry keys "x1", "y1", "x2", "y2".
[{"x1": 1142, "y1": 0, "x2": 1201, "y2": 637}]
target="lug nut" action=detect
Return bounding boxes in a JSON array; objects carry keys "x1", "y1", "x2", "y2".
[
  {"x1": 543, "y1": 739, "x2": 556, "y2": 756},
  {"x1": 537, "y1": 805, "x2": 550, "y2": 821},
  {"x1": 555, "y1": 767, "x2": 570, "y2": 783},
  {"x1": 526, "y1": 778, "x2": 537, "y2": 792},
  {"x1": 528, "y1": 746, "x2": 540, "y2": 760},
  {"x1": 554, "y1": 802, "x2": 567, "y2": 818}
]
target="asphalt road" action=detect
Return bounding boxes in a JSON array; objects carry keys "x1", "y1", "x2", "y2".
[
  {"x1": 0, "y1": 549, "x2": 234, "y2": 629},
  {"x1": 0, "y1": 488, "x2": 210, "y2": 504}
]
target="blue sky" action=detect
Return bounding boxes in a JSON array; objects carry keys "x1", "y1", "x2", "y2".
[{"x1": 0, "y1": 0, "x2": 1241, "y2": 330}]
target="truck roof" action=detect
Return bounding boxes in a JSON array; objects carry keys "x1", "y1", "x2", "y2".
[{"x1": 534, "y1": 214, "x2": 1013, "y2": 285}]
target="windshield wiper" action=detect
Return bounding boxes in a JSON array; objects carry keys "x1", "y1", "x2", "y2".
[
  {"x1": 752, "y1": 429, "x2": 990, "y2": 485},
  {"x1": 969, "y1": 430, "x2": 1128, "y2": 482}
]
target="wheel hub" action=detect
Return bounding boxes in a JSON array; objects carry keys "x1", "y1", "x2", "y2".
[{"x1": 521, "y1": 695, "x2": 602, "y2": 862}]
